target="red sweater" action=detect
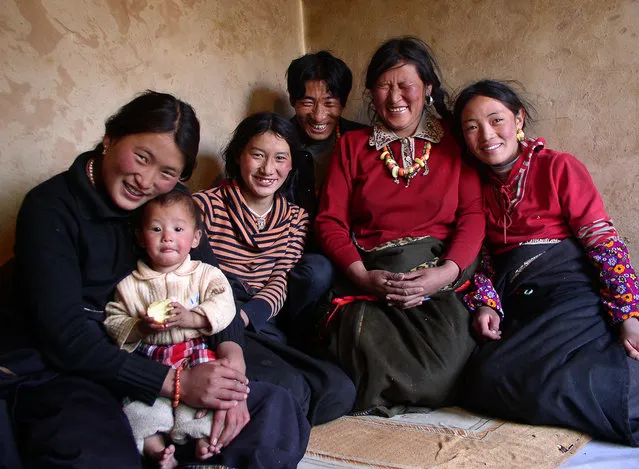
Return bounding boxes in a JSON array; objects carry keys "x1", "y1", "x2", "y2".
[
  {"x1": 484, "y1": 139, "x2": 610, "y2": 253},
  {"x1": 315, "y1": 125, "x2": 484, "y2": 272}
]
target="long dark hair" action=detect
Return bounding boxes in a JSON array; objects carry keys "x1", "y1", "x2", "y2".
[
  {"x1": 224, "y1": 112, "x2": 301, "y2": 195},
  {"x1": 452, "y1": 80, "x2": 536, "y2": 153},
  {"x1": 365, "y1": 36, "x2": 450, "y2": 120},
  {"x1": 97, "y1": 90, "x2": 200, "y2": 180}
]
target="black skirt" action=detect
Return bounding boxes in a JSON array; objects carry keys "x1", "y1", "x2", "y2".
[
  {"x1": 326, "y1": 236, "x2": 477, "y2": 413},
  {"x1": 464, "y1": 238, "x2": 639, "y2": 446}
]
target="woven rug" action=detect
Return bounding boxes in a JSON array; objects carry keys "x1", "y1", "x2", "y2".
[{"x1": 302, "y1": 407, "x2": 591, "y2": 469}]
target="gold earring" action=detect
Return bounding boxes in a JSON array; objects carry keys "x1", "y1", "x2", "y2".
[
  {"x1": 516, "y1": 128, "x2": 525, "y2": 142},
  {"x1": 102, "y1": 146, "x2": 108, "y2": 155}
]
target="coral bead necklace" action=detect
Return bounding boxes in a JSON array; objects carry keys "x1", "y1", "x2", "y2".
[{"x1": 379, "y1": 141, "x2": 431, "y2": 187}]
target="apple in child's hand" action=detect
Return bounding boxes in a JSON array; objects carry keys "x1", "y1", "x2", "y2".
[{"x1": 146, "y1": 299, "x2": 173, "y2": 323}]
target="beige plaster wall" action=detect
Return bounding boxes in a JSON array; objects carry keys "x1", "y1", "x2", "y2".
[
  {"x1": 0, "y1": 0, "x2": 303, "y2": 263},
  {"x1": 2, "y1": 0, "x2": 638, "y2": 263},
  {"x1": 304, "y1": 0, "x2": 639, "y2": 257}
]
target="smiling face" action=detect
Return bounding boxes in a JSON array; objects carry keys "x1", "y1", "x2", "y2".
[
  {"x1": 139, "y1": 200, "x2": 202, "y2": 273},
  {"x1": 100, "y1": 132, "x2": 184, "y2": 211},
  {"x1": 237, "y1": 131, "x2": 293, "y2": 211},
  {"x1": 371, "y1": 61, "x2": 431, "y2": 138},
  {"x1": 460, "y1": 95, "x2": 524, "y2": 167},
  {"x1": 294, "y1": 79, "x2": 344, "y2": 141}
]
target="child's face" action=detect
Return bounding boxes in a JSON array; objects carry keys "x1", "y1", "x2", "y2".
[{"x1": 139, "y1": 201, "x2": 202, "y2": 273}]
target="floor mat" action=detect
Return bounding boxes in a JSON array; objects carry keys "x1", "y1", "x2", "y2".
[{"x1": 302, "y1": 407, "x2": 591, "y2": 469}]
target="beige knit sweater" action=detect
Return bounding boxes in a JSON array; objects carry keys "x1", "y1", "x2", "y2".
[{"x1": 104, "y1": 256, "x2": 235, "y2": 352}]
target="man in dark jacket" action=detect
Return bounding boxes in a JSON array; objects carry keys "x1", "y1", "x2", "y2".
[
  {"x1": 286, "y1": 51, "x2": 366, "y2": 220},
  {"x1": 281, "y1": 51, "x2": 365, "y2": 349}
]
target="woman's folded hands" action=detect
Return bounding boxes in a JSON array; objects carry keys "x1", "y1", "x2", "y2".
[{"x1": 347, "y1": 260, "x2": 461, "y2": 309}]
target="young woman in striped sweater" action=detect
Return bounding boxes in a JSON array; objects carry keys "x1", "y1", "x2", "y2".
[{"x1": 194, "y1": 113, "x2": 356, "y2": 425}]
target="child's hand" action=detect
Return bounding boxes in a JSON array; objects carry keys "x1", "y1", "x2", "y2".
[
  {"x1": 620, "y1": 317, "x2": 639, "y2": 360},
  {"x1": 136, "y1": 315, "x2": 167, "y2": 336},
  {"x1": 163, "y1": 302, "x2": 209, "y2": 329},
  {"x1": 473, "y1": 306, "x2": 502, "y2": 341}
]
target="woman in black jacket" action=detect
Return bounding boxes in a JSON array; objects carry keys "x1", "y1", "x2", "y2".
[{"x1": 0, "y1": 90, "x2": 309, "y2": 469}]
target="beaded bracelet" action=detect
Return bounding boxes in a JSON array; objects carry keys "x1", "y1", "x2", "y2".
[{"x1": 172, "y1": 366, "x2": 183, "y2": 408}]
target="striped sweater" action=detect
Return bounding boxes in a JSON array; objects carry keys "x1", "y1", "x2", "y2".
[{"x1": 194, "y1": 180, "x2": 309, "y2": 330}]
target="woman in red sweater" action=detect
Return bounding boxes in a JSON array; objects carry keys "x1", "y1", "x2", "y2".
[
  {"x1": 314, "y1": 37, "x2": 484, "y2": 413},
  {"x1": 455, "y1": 80, "x2": 639, "y2": 445}
]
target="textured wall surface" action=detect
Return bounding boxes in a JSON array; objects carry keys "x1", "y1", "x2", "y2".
[
  {"x1": 304, "y1": 0, "x2": 639, "y2": 256},
  {"x1": 0, "y1": 0, "x2": 303, "y2": 263},
  {"x1": 2, "y1": 0, "x2": 638, "y2": 264}
]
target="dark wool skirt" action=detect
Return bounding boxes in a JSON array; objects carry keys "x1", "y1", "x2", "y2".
[
  {"x1": 326, "y1": 237, "x2": 477, "y2": 414},
  {"x1": 464, "y1": 239, "x2": 639, "y2": 446}
]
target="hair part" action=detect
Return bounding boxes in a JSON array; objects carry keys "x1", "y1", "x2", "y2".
[
  {"x1": 223, "y1": 112, "x2": 301, "y2": 195},
  {"x1": 365, "y1": 36, "x2": 450, "y2": 120},
  {"x1": 140, "y1": 189, "x2": 203, "y2": 230},
  {"x1": 97, "y1": 90, "x2": 200, "y2": 181},
  {"x1": 286, "y1": 51, "x2": 353, "y2": 107},
  {"x1": 452, "y1": 79, "x2": 536, "y2": 148}
]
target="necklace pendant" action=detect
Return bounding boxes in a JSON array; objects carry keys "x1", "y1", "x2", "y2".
[
  {"x1": 422, "y1": 162, "x2": 429, "y2": 176},
  {"x1": 405, "y1": 172, "x2": 416, "y2": 188},
  {"x1": 247, "y1": 202, "x2": 273, "y2": 232}
]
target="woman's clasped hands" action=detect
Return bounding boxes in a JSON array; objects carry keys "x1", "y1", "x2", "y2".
[
  {"x1": 349, "y1": 260, "x2": 460, "y2": 309},
  {"x1": 385, "y1": 261, "x2": 460, "y2": 309}
]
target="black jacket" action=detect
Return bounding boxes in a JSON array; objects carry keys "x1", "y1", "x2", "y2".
[
  {"x1": 287, "y1": 117, "x2": 367, "y2": 221},
  {"x1": 5, "y1": 151, "x2": 243, "y2": 404}
]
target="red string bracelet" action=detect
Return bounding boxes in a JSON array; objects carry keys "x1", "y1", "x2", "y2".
[{"x1": 172, "y1": 366, "x2": 183, "y2": 408}]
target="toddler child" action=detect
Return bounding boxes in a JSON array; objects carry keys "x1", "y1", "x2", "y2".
[{"x1": 105, "y1": 189, "x2": 236, "y2": 468}]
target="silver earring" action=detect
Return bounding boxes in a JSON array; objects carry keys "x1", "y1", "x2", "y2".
[
  {"x1": 102, "y1": 146, "x2": 108, "y2": 155},
  {"x1": 425, "y1": 95, "x2": 434, "y2": 106}
]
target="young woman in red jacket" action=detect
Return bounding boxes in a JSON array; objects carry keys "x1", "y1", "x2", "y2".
[{"x1": 455, "y1": 79, "x2": 639, "y2": 446}]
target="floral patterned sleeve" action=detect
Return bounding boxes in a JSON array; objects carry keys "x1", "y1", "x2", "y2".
[
  {"x1": 585, "y1": 236, "x2": 639, "y2": 324},
  {"x1": 463, "y1": 247, "x2": 504, "y2": 318}
]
